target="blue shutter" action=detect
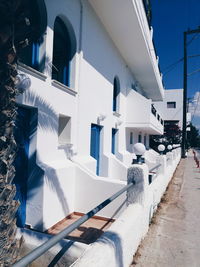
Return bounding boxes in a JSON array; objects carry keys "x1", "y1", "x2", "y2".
[
  {"x1": 32, "y1": 42, "x2": 40, "y2": 70},
  {"x1": 90, "y1": 124, "x2": 102, "y2": 175}
]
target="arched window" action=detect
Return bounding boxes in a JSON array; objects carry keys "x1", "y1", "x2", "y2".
[
  {"x1": 52, "y1": 17, "x2": 76, "y2": 87},
  {"x1": 18, "y1": 0, "x2": 47, "y2": 71},
  {"x1": 113, "y1": 76, "x2": 120, "y2": 112},
  {"x1": 18, "y1": 40, "x2": 42, "y2": 71}
]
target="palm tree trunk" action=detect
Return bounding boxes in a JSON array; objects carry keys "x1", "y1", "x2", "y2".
[
  {"x1": 0, "y1": 46, "x2": 23, "y2": 266},
  {"x1": 0, "y1": 0, "x2": 47, "y2": 264},
  {"x1": 0, "y1": 1, "x2": 26, "y2": 264}
]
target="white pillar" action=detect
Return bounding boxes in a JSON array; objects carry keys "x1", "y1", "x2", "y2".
[
  {"x1": 127, "y1": 163, "x2": 149, "y2": 206},
  {"x1": 156, "y1": 155, "x2": 166, "y2": 175}
]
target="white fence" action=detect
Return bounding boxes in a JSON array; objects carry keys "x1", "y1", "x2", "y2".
[
  {"x1": 72, "y1": 147, "x2": 181, "y2": 267},
  {"x1": 19, "y1": 148, "x2": 181, "y2": 267}
]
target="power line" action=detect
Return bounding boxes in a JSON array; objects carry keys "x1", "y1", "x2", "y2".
[
  {"x1": 161, "y1": 33, "x2": 200, "y2": 76},
  {"x1": 162, "y1": 58, "x2": 183, "y2": 75},
  {"x1": 162, "y1": 35, "x2": 200, "y2": 77},
  {"x1": 188, "y1": 54, "x2": 200, "y2": 58},
  {"x1": 187, "y1": 67, "x2": 200, "y2": 76},
  {"x1": 187, "y1": 32, "x2": 200, "y2": 46}
]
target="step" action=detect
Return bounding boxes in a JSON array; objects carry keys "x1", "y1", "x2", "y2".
[{"x1": 47, "y1": 212, "x2": 115, "y2": 244}]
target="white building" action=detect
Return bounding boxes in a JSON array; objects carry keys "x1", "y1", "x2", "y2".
[
  {"x1": 153, "y1": 88, "x2": 183, "y2": 130},
  {"x1": 15, "y1": 0, "x2": 164, "y2": 232}
]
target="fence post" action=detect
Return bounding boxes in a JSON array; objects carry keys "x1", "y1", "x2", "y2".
[
  {"x1": 156, "y1": 155, "x2": 166, "y2": 175},
  {"x1": 166, "y1": 152, "x2": 173, "y2": 166},
  {"x1": 127, "y1": 164, "x2": 149, "y2": 206}
]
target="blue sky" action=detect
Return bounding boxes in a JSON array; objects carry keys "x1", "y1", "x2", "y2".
[{"x1": 151, "y1": 0, "x2": 200, "y2": 129}]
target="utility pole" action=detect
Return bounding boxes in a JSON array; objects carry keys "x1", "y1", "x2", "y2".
[
  {"x1": 181, "y1": 27, "x2": 200, "y2": 158},
  {"x1": 182, "y1": 31, "x2": 187, "y2": 158}
]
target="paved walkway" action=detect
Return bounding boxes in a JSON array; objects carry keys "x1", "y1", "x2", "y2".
[{"x1": 131, "y1": 150, "x2": 200, "y2": 267}]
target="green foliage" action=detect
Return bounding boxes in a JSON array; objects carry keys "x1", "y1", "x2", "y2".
[
  {"x1": 187, "y1": 123, "x2": 200, "y2": 148},
  {"x1": 164, "y1": 122, "x2": 182, "y2": 144},
  {"x1": 150, "y1": 121, "x2": 182, "y2": 152}
]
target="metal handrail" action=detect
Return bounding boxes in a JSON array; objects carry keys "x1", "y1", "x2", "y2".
[
  {"x1": 151, "y1": 104, "x2": 157, "y2": 116},
  {"x1": 171, "y1": 145, "x2": 181, "y2": 150},
  {"x1": 149, "y1": 164, "x2": 161, "y2": 173},
  {"x1": 13, "y1": 182, "x2": 134, "y2": 267}
]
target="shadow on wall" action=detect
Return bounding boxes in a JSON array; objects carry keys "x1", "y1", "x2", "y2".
[
  {"x1": 24, "y1": 90, "x2": 58, "y2": 133},
  {"x1": 47, "y1": 241, "x2": 74, "y2": 267},
  {"x1": 43, "y1": 162, "x2": 70, "y2": 214},
  {"x1": 98, "y1": 231, "x2": 124, "y2": 267},
  {"x1": 20, "y1": 92, "x2": 70, "y2": 230},
  {"x1": 26, "y1": 151, "x2": 45, "y2": 230}
]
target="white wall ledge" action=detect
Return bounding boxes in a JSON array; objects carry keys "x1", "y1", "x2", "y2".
[
  {"x1": 113, "y1": 111, "x2": 121, "y2": 118},
  {"x1": 18, "y1": 62, "x2": 47, "y2": 81},
  {"x1": 51, "y1": 80, "x2": 77, "y2": 96}
]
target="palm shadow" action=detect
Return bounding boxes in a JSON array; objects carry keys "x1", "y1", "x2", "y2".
[
  {"x1": 98, "y1": 231, "x2": 124, "y2": 267},
  {"x1": 15, "y1": 89, "x2": 70, "y2": 232}
]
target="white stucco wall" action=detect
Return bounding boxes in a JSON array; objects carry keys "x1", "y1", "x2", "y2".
[
  {"x1": 77, "y1": 0, "x2": 130, "y2": 166},
  {"x1": 15, "y1": 0, "x2": 165, "y2": 231}
]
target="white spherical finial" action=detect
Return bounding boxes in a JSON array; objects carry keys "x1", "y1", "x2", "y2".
[
  {"x1": 133, "y1": 143, "x2": 146, "y2": 156},
  {"x1": 167, "y1": 145, "x2": 172, "y2": 150},
  {"x1": 158, "y1": 144, "x2": 165, "y2": 152},
  {"x1": 15, "y1": 73, "x2": 31, "y2": 93}
]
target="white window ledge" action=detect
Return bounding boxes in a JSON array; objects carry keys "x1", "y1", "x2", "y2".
[
  {"x1": 18, "y1": 62, "x2": 47, "y2": 81},
  {"x1": 51, "y1": 80, "x2": 77, "y2": 96},
  {"x1": 113, "y1": 111, "x2": 121, "y2": 117}
]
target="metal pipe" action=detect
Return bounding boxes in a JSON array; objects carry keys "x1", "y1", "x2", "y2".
[
  {"x1": 13, "y1": 182, "x2": 134, "y2": 267},
  {"x1": 149, "y1": 164, "x2": 161, "y2": 173}
]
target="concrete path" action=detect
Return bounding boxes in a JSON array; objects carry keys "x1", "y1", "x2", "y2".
[{"x1": 130, "y1": 150, "x2": 200, "y2": 267}]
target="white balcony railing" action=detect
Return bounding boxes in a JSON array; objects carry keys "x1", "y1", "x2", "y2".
[{"x1": 126, "y1": 90, "x2": 163, "y2": 135}]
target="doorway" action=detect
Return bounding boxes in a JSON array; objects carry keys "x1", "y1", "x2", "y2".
[{"x1": 14, "y1": 105, "x2": 35, "y2": 227}]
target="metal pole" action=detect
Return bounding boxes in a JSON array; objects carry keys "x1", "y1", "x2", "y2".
[
  {"x1": 181, "y1": 31, "x2": 187, "y2": 158},
  {"x1": 149, "y1": 163, "x2": 162, "y2": 173},
  {"x1": 181, "y1": 27, "x2": 200, "y2": 157},
  {"x1": 13, "y1": 182, "x2": 134, "y2": 267}
]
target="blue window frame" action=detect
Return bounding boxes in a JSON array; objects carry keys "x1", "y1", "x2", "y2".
[
  {"x1": 18, "y1": 41, "x2": 41, "y2": 71},
  {"x1": 52, "y1": 17, "x2": 76, "y2": 87},
  {"x1": 113, "y1": 77, "x2": 120, "y2": 112},
  {"x1": 130, "y1": 132, "x2": 133, "y2": 144},
  {"x1": 17, "y1": 0, "x2": 47, "y2": 72},
  {"x1": 112, "y1": 128, "x2": 118, "y2": 154},
  {"x1": 90, "y1": 124, "x2": 102, "y2": 175},
  {"x1": 32, "y1": 42, "x2": 40, "y2": 68},
  {"x1": 138, "y1": 134, "x2": 142, "y2": 143}
]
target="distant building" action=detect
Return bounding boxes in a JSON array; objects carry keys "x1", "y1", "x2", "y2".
[{"x1": 153, "y1": 89, "x2": 183, "y2": 132}]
